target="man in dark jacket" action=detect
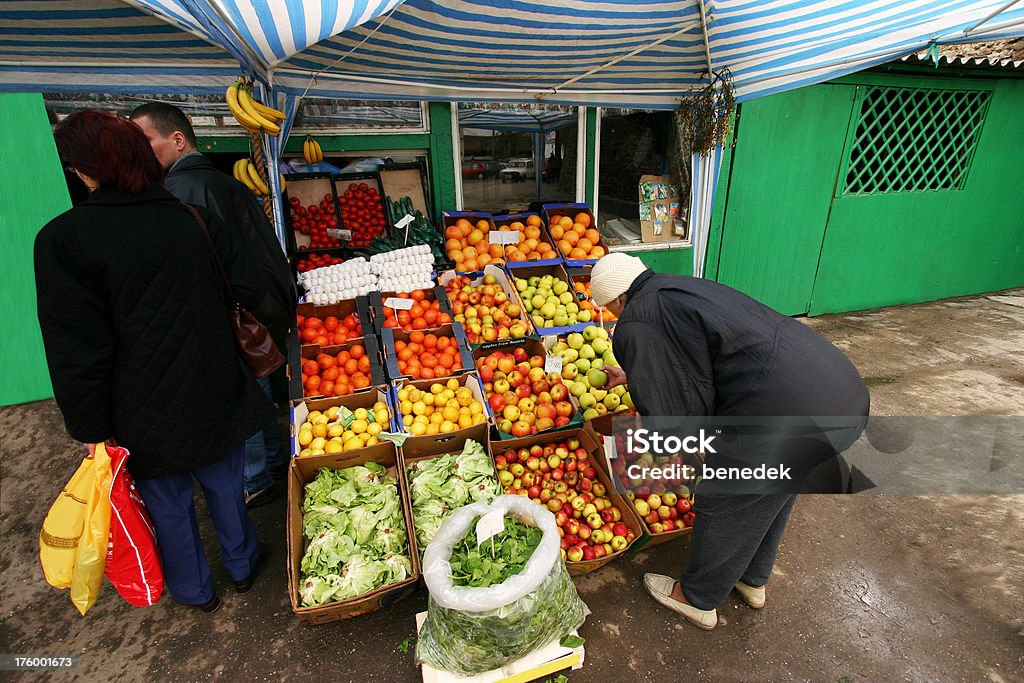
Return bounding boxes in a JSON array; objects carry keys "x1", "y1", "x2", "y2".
[
  {"x1": 589, "y1": 252, "x2": 869, "y2": 631},
  {"x1": 131, "y1": 103, "x2": 295, "y2": 508}
]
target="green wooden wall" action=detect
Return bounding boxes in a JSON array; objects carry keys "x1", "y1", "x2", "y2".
[
  {"x1": 711, "y1": 72, "x2": 1024, "y2": 316},
  {"x1": 634, "y1": 248, "x2": 693, "y2": 276},
  {"x1": 0, "y1": 94, "x2": 70, "y2": 405}
]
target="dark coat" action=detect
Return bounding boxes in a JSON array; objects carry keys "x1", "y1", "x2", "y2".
[
  {"x1": 34, "y1": 185, "x2": 276, "y2": 479},
  {"x1": 612, "y1": 270, "x2": 869, "y2": 420},
  {"x1": 164, "y1": 153, "x2": 296, "y2": 337}
]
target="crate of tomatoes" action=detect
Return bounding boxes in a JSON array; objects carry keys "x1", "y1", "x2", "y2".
[
  {"x1": 284, "y1": 173, "x2": 344, "y2": 252},
  {"x1": 298, "y1": 337, "x2": 386, "y2": 399},
  {"x1": 296, "y1": 298, "x2": 372, "y2": 347},
  {"x1": 334, "y1": 174, "x2": 390, "y2": 248},
  {"x1": 380, "y1": 324, "x2": 474, "y2": 383},
  {"x1": 368, "y1": 287, "x2": 453, "y2": 335}
]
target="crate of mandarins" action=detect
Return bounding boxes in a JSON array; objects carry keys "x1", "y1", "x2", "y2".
[
  {"x1": 542, "y1": 203, "x2": 607, "y2": 267},
  {"x1": 368, "y1": 286, "x2": 453, "y2": 335},
  {"x1": 491, "y1": 212, "x2": 561, "y2": 266},
  {"x1": 381, "y1": 323, "x2": 475, "y2": 384},
  {"x1": 441, "y1": 212, "x2": 498, "y2": 275},
  {"x1": 298, "y1": 336, "x2": 386, "y2": 399}
]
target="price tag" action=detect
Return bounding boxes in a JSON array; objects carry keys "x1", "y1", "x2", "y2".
[
  {"x1": 490, "y1": 230, "x2": 520, "y2": 245},
  {"x1": 476, "y1": 509, "x2": 506, "y2": 547},
  {"x1": 326, "y1": 228, "x2": 352, "y2": 240},
  {"x1": 384, "y1": 297, "x2": 415, "y2": 310},
  {"x1": 395, "y1": 214, "x2": 415, "y2": 230},
  {"x1": 603, "y1": 437, "x2": 618, "y2": 489},
  {"x1": 544, "y1": 354, "x2": 563, "y2": 374},
  {"x1": 378, "y1": 432, "x2": 409, "y2": 446}
]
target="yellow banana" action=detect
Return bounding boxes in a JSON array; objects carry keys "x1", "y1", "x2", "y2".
[
  {"x1": 303, "y1": 138, "x2": 313, "y2": 165},
  {"x1": 235, "y1": 159, "x2": 259, "y2": 193},
  {"x1": 313, "y1": 138, "x2": 323, "y2": 163},
  {"x1": 246, "y1": 160, "x2": 270, "y2": 195},
  {"x1": 225, "y1": 82, "x2": 262, "y2": 133},
  {"x1": 280, "y1": 172, "x2": 286, "y2": 192},
  {"x1": 249, "y1": 96, "x2": 286, "y2": 123},
  {"x1": 237, "y1": 85, "x2": 280, "y2": 136}
]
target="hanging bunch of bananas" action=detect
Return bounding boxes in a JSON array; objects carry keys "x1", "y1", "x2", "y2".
[
  {"x1": 233, "y1": 158, "x2": 286, "y2": 197},
  {"x1": 225, "y1": 76, "x2": 285, "y2": 136},
  {"x1": 303, "y1": 135, "x2": 324, "y2": 165}
]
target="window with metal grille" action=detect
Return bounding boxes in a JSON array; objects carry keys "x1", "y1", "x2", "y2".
[{"x1": 841, "y1": 86, "x2": 991, "y2": 195}]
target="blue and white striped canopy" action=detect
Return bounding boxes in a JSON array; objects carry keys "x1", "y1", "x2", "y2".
[{"x1": 2, "y1": 1, "x2": 1022, "y2": 107}]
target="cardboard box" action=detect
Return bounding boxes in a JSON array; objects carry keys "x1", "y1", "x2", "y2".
[
  {"x1": 296, "y1": 297, "x2": 373, "y2": 346},
  {"x1": 368, "y1": 286, "x2": 453, "y2": 335},
  {"x1": 486, "y1": 424, "x2": 643, "y2": 574},
  {"x1": 470, "y1": 338, "x2": 584, "y2": 441},
  {"x1": 540, "y1": 203, "x2": 605, "y2": 267},
  {"x1": 381, "y1": 323, "x2": 475, "y2": 384},
  {"x1": 438, "y1": 264, "x2": 536, "y2": 348},
  {"x1": 391, "y1": 374, "x2": 492, "y2": 436},
  {"x1": 491, "y1": 212, "x2": 561, "y2": 267},
  {"x1": 503, "y1": 263, "x2": 592, "y2": 336},
  {"x1": 286, "y1": 443, "x2": 420, "y2": 624},
  {"x1": 295, "y1": 335, "x2": 386, "y2": 400},
  {"x1": 283, "y1": 173, "x2": 343, "y2": 253},
  {"x1": 416, "y1": 611, "x2": 585, "y2": 683},
  {"x1": 289, "y1": 386, "x2": 396, "y2": 457},
  {"x1": 639, "y1": 175, "x2": 690, "y2": 245}
]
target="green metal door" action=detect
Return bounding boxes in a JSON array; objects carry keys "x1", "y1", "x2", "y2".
[
  {"x1": 713, "y1": 85, "x2": 856, "y2": 315},
  {"x1": 808, "y1": 77, "x2": 1024, "y2": 314}
]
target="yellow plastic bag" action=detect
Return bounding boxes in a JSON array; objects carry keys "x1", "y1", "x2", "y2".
[{"x1": 39, "y1": 444, "x2": 114, "y2": 615}]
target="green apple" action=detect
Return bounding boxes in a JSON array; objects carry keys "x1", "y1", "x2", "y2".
[
  {"x1": 515, "y1": 278, "x2": 528, "y2": 292},
  {"x1": 578, "y1": 344, "x2": 596, "y2": 360},
  {"x1": 565, "y1": 302, "x2": 579, "y2": 316},
  {"x1": 566, "y1": 333, "x2": 585, "y2": 350},
  {"x1": 574, "y1": 358, "x2": 591, "y2": 373},
  {"x1": 531, "y1": 294, "x2": 546, "y2": 309},
  {"x1": 611, "y1": 385, "x2": 626, "y2": 396},
  {"x1": 553, "y1": 314, "x2": 569, "y2": 327},
  {"x1": 528, "y1": 276, "x2": 541, "y2": 287},
  {"x1": 594, "y1": 402, "x2": 608, "y2": 416},
  {"x1": 540, "y1": 302, "x2": 557, "y2": 319},
  {"x1": 579, "y1": 393, "x2": 597, "y2": 409},
  {"x1": 561, "y1": 364, "x2": 579, "y2": 380},
  {"x1": 583, "y1": 408, "x2": 599, "y2": 421},
  {"x1": 590, "y1": 358, "x2": 604, "y2": 370},
  {"x1": 622, "y1": 391, "x2": 634, "y2": 409},
  {"x1": 532, "y1": 315, "x2": 545, "y2": 328},
  {"x1": 582, "y1": 326, "x2": 601, "y2": 342},
  {"x1": 603, "y1": 393, "x2": 621, "y2": 410},
  {"x1": 603, "y1": 350, "x2": 618, "y2": 366},
  {"x1": 561, "y1": 348, "x2": 579, "y2": 363},
  {"x1": 570, "y1": 381, "x2": 588, "y2": 397},
  {"x1": 552, "y1": 341, "x2": 569, "y2": 354},
  {"x1": 578, "y1": 309, "x2": 592, "y2": 322},
  {"x1": 591, "y1": 338, "x2": 610, "y2": 355},
  {"x1": 552, "y1": 280, "x2": 568, "y2": 295},
  {"x1": 559, "y1": 291, "x2": 575, "y2": 305},
  {"x1": 587, "y1": 368, "x2": 608, "y2": 388},
  {"x1": 591, "y1": 388, "x2": 608, "y2": 402}
]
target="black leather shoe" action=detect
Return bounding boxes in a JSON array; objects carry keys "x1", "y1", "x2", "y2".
[
  {"x1": 234, "y1": 546, "x2": 268, "y2": 594},
  {"x1": 195, "y1": 595, "x2": 222, "y2": 614}
]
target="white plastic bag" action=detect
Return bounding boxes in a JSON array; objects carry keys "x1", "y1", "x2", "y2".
[{"x1": 416, "y1": 496, "x2": 585, "y2": 674}]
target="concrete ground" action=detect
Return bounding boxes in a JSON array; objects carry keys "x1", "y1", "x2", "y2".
[{"x1": 2, "y1": 289, "x2": 1022, "y2": 682}]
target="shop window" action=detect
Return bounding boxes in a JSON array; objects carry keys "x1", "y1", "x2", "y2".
[
  {"x1": 841, "y1": 86, "x2": 991, "y2": 195},
  {"x1": 291, "y1": 100, "x2": 428, "y2": 134}
]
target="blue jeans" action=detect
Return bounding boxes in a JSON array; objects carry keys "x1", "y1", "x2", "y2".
[
  {"x1": 243, "y1": 376, "x2": 284, "y2": 493},
  {"x1": 135, "y1": 444, "x2": 260, "y2": 605}
]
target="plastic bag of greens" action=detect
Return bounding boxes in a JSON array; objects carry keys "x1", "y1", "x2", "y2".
[{"x1": 415, "y1": 495, "x2": 586, "y2": 675}]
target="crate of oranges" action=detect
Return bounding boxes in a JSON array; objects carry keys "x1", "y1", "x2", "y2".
[
  {"x1": 296, "y1": 297, "x2": 372, "y2": 347},
  {"x1": 368, "y1": 287, "x2": 453, "y2": 335},
  {"x1": 291, "y1": 388, "x2": 395, "y2": 457},
  {"x1": 299, "y1": 336, "x2": 386, "y2": 399},
  {"x1": 381, "y1": 323, "x2": 474, "y2": 383},
  {"x1": 491, "y1": 212, "x2": 561, "y2": 266},
  {"x1": 542, "y1": 203, "x2": 607, "y2": 267},
  {"x1": 442, "y1": 212, "x2": 498, "y2": 274},
  {"x1": 392, "y1": 375, "x2": 491, "y2": 438}
]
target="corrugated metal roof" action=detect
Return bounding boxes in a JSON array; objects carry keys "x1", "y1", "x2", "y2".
[{"x1": 901, "y1": 51, "x2": 1024, "y2": 68}]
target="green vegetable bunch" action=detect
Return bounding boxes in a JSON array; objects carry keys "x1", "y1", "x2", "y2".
[
  {"x1": 448, "y1": 516, "x2": 543, "y2": 588},
  {"x1": 299, "y1": 462, "x2": 412, "y2": 607},
  {"x1": 407, "y1": 439, "x2": 500, "y2": 551}
]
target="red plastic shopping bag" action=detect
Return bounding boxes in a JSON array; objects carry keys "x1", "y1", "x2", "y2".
[{"x1": 105, "y1": 446, "x2": 163, "y2": 606}]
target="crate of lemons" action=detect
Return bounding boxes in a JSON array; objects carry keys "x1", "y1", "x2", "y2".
[
  {"x1": 396, "y1": 377, "x2": 489, "y2": 436},
  {"x1": 296, "y1": 401, "x2": 391, "y2": 456}
]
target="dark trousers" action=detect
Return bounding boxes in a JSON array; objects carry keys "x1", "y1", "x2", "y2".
[
  {"x1": 681, "y1": 494, "x2": 797, "y2": 610},
  {"x1": 136, "y1": 444, "x2": 260, "y2": 605}
]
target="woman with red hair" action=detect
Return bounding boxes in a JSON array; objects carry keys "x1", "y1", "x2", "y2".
[{"x1": 35, "y1": 110, "x2": 274, "y2": 613}]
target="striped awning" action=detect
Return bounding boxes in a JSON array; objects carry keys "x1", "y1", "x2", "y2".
[{"x1": 2, "y1": 1, "x2": 1022, "y2": 106}]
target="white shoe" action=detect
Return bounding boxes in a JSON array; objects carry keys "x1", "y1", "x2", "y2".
[
  {"x1": 734, "y1": 581, "x2": 766, "y2": 609},
  {"x1": 643, "y1": 574, "x2": 718, "y2": 630}
]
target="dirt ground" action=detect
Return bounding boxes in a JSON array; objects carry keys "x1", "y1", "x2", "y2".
[{"x1": 1, "y1": 289, "x2": 1022, "y2": 682}]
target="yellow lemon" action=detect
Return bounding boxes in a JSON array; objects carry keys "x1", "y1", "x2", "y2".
[
  {"x1": 440, "y1": 420, "x2": 456, "y2": 433},
  {"x1": 443, "y1": 406, "x2": 460, "y2": 422},
  {"x1": 375, "y1": 409, "x2": 389, "y2": 424},
  {"x1": 409, "y1": 387, "x2": 422, "y2": 401},
  {"x1": 308, "y1": 410, "x2": 323, "y2": 422},
  {"x1": 412, "y1": 401, "x2": 427, "y2": 416},
  {"x1": 430, "y1": 412, "x2": 444, "y2": 425},
  {"x1": 311, "y1": 414, "x2": 329, "y2": 426},
  {"x1": 426, "y1": 423, "x2": 440, "y2": 435},
  {"x1": 325, "y1": 406, "x2": 340, "y2": 420},
  {"x1": 469, "y1": 402, "x2": 483, "y2": 415},
  {"x1": 422, "y1": 393, "x2": 435, "y2": 407},
  {"x1": 403, "y1": 414, "x2": 414, "y2": 427},
  {"x1": 374, "y1": 401, "x2": 388, "y2": 413},
  {"x1": 366, "y1": 436, "x2": 379, "y2": 446},
  {"x1": 447, "y1": 378, "x2": 459, "y2": 390},
  {"x1": 472, "y1": 413, "x2": 487, "y2": 425},
  {"x1": 354, "y1": 407, "x2": 369, "y2": 421},
  {"x1": 401, "y1": 400, "x2": 413, "y2": 416},
  {"x1": 414, "y1": 414, "x2": 429, "y2": 425},
  {"x1": 312, "y1": 423, "x2": 327, "y2": 438},
  {"x1": 397, "y1": 388, "x2": 410, "y2": 402},
  {"x1": 327, "y1": 423, "x2": 345, "y2": 438},
  {"x1": 299, "y1": 448, "x2": 312, "y2": 458},
  {"x1": 343, "y1": 437, "x2": 363, "y2": 451},
  {"x1": 458, "y1": 414, "x2": 473, "y2": 429},
  {"x1": 410, "y1": 422, "x2": 427, "y2": 436},
  {"x1": 430, "y1": 383, "x2": 444, "y2": 395},
  {"x1": 358, "y1": 432, "x2": 371, "y2": 443},
  {"x1": 367, "y1": 422, "x2": 382, "y2": 436},
  {"x1": 309, "y1": 448, "x2": 326, "y2": 456},
  {"x1": 298, "y1": 429, "x2": 313, "y2": 446},
  {"x1": 325, "y1": 440, "x2": 345, "y2": 454},
  {"x1": 310, "y1": 437, "x2": 326, "y2": 451},
  {"x1": 351, "y1": 419, "x2": 369, "y2": 434}
]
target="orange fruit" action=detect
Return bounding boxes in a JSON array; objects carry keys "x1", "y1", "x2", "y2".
[
  {"x1": 549, "y1": 224, "x2": 564, "y2": 240},
  {"x1": 574, "y1": 212, "x2": 591, "y2": 227},
  {"x1": 564, "y1": 231, "x2": 580, "y2": 246},
  {"x1": 467, "y1": 229, "x2": 484, "y2": 245},
  {"x1": 590, "y1": 246, "x2": 606, "y2": 258},
  {"x1": 557, "y1": 239, "x2": 572, "y2": 255},
  {"x1": 445, "y1": 238, "x2": 462, "y2": 252},
  {"x1": 509, "y1": 221, "x2": 525, "y2": 231},
  {"x1": 523, "y1": 238, "x2": 539, "y2": 252},
  {"x1": 488, "y1": 243, "x2": 504, "y2": 258},
  {"x1": 478, "y1": 254, "x2": 491, "y2": 266},
  {"x1": 577, "y1": 237, "x2": 593, "y2": 252},
  {"x1": 463, "y1": 258, "x2": 480, "y2": 271},
  {"x1": 525, "y1": 226, "x2": 540, "y2": 240},
  {"x1": 526, "y1": 215, "x2": 542, "y2": 227},
  {"x1": 572, "y1": 222, "x2": 587, "y2": 234},
  {"x1": 569, "y1": 247, "x2": 588, "y2": 259},
  {"x1": 558, "y1": 216, "x2": 573, "y2": 228},
  {"x1": 450, "y1": 250, "x2": 465, "y2": 263},
  {"x1": 445, "y1": 226, "x2": 462, "y2": 240},
  {"x1": 585, "y1": 229, "x2": 601, "y2": 244}
]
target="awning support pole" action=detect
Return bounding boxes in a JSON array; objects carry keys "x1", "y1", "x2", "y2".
[
  {"x1": 964, "y1": 0, "x2": 1022, "y2": 36},
  {"x1": 698, "y1": 0, "x2": 714, "y2": 78}
]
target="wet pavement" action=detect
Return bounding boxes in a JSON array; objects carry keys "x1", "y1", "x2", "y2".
[{"x1": 2, "y1": 289, "x2": 1022, "y2": 682}]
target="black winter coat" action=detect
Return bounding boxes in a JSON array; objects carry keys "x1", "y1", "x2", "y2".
[
  {"x1": 34, "y1": 185, "x2": 276, "y2": 479},
  {"x1": 612, "y1": 271, "x2": 869, "y2": 420},
  {"x1": 164, "y1": 153, "x2": 296, "y2": 337}
]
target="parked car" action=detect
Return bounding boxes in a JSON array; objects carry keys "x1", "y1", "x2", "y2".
[
  {"x1": 462, "y1": 159, "x2": 486, "y2": 179},
  {"x1": 499, "y1": 159, "x2": 535, "y2": 182}
]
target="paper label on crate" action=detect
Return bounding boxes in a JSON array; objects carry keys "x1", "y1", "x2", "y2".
[
  {"x1": 338, "y1": 406, "x2": 356, "y2": 428},
  {"x1": 544, "y1": 354, "x2": 563, "y2": 374},
  {"x1": 476, "y1": 509, "x2": 506, "y2": 547},
  {"x1": 395, "y1": 214, "x2": 415, "y2": 230},
  {"x1": 378, "y1": 432, "x2": 409, "y2": 446},
  {"x1": 326, "y1": 228, "x2": 352, "y2": 240},
  {"x1": 490, "y1": 230, "x2": 520, "y2": 245},
  {"x1": 384, "y1": 297, "x2": 415, "y2": 311}
]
